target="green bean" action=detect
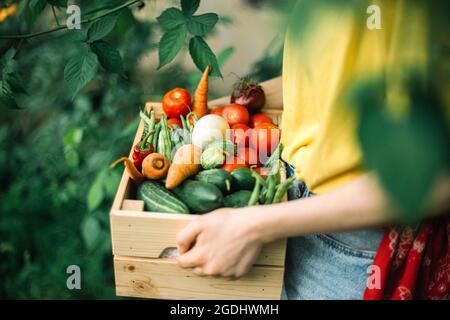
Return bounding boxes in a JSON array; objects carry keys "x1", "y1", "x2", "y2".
[
  {"x1": 157, "y1": 130, "x2": 165, "y2": 155},
  {"x1": 138, "y1": 109, "x2": 156, "y2": 147},
  {"x1": 180, "y1": 115, "x2": 188, "y2": 129},
  {"x1": 259, "y1": 183, "x2": 266, "y2": 204},
  {"x1": 248, "y1": 172, "x2": 264, "y2": 206},
  {"x1": 248, "y1": 178, "x2": 261, "y2": 206},
  {"x1": 156, "y1": 115, "x2": 170, "y2": 160},
  {"x1": 272, "y1": 177, "x2": 295, "y2": 204},
  {"x1": 264, "y1": 175, "x2": 277, "y2": 204},
  {"x1": 263, "y1": 143, "x2": 282, "y2": 168},
  {"x1": 253, "y1": 171, "x2": 267, "y2": 189},
  {"x1": 152, "y1": 122, "x2": 162, "y2": 150}
]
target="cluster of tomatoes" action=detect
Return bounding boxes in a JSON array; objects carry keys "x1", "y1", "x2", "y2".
[
  {"x1": 161, "y1": 87, "x2": 281, "y2": 177},
  {"x1": 210, "y1": 104, "x2": 280, "y2": 173}
]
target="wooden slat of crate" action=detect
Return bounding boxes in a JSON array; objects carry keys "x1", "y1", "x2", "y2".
[
  {"x1": 111, "y1": 209, "x2": 286, "y2": 266},
  {"x1": 114, "y1": 256, "x2": 284, "y2": 300}
]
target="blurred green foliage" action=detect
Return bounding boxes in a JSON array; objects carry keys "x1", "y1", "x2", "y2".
[
  {"x1": 0, "y1": 0, "x2": 232, "y2": 299},
  {"x1": 0, "y1": 0, "x2": 259, "y2": 299}
]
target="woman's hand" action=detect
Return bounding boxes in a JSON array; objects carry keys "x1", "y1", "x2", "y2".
[{"x1": 176, "y1": 207, "x2": 263, "y2": 278}]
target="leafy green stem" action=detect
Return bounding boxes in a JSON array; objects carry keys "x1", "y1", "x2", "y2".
[{"x1": 0, "y1": 0, "x2": 143, "y2": 40}]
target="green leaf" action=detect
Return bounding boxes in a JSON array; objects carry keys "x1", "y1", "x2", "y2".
[
  {"x1": 63, "y1": 128, "x2": 83, "y2": 147},
  {"x1": 181, "y1": 0, "x2": 200, "y2": 16},
  {"x1": 6, "y1": 74, "x2": 28, "y2": 95},
  {"x1": 111, "y1": 8, "x2": 135, "y2": 38},
  {"x1": 64, "y1": 51, "x2": 99, "y2": 98},
  {"x1": 104, "y1": 170, "x2": 121, "y2": 197},
  {"x1": 353, "y1": 79, "x2": 449, "y2": 221},
  {"x1": 188, "y1": 36, "x2": 222, "y2": 77},
  {"x1": 64, "y1": 146, "x2": 79, "y2": 168},
  {"x1": 0, "y1": 81, "x2": 19, "y2": 109},
  {"x1": 27, "y1": 0, "x2": 47, "y2": 26},
  {"x1": 1, "y1": 48, "x2": 18, "y2": 75},
  {"x1": 81, "y1": 216, "x2": 101, "y2": 250},
  {"x1": 87, "y1": 170, "x2": 106, "y2": 212},
  {"x1": 53, "y1": 30, "x2": 87, "y2": 42},
  {"x1": 157, "y1": 24, "x2": 187, "y2": 69},
  {"x1": 2, "y1": 48, "x2": 16, "y2": 62},
  {"x1": 47, "y1": 0, "x2": 67, "y2": 7},
  {"x1": 187, "y1": 13, "x2": 218, "y2": 36},
  {"x1": 87, "y1": 14, "x2": 118, "y2": 42},
  {"x1": 90, "y1": 41, "x2": 124, "y2": 74},
  {"x1": 157, "y1": 8, "x2": 186, "y2": 30},
  {"x1": 187, "y1": 46, "x2": 234, "y2": 86}
]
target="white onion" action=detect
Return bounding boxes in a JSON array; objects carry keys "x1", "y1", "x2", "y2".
[{"x1": 191, "y1": 115, "x2": 230, "y2": 149}]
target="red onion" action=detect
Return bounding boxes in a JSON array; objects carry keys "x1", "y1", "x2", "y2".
[{"x1": 230, "y1": 78, "x2": 266, "y2": 113}]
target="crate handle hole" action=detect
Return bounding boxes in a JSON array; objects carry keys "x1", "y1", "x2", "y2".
[{"x1": 159, "y1": 247, "x2": 179, "y2": 259}]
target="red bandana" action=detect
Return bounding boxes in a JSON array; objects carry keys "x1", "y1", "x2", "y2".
[{"x1": 364, "y1": 215, "x2": 450, "y2": 300}]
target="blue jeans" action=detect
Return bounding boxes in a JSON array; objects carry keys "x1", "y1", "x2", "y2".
[{"x1": 281, "y1": 165, "x2": 384, "y2": 300}]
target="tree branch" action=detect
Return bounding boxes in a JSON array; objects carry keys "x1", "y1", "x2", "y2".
[
  {"x1": 51, "y1": 6, "x2": 61, "y2": 27},
  {"x1": 0, "y1": 0, "x2": 143, "y2": 40}
]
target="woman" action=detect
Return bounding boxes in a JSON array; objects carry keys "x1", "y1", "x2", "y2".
[{"x1": 175, "y1": 1, "x2": 449, "y2": 299}]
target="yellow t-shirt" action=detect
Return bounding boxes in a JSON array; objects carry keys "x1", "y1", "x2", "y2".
[{"x1": 281, "y1": 0, "x2": 428, "y2": 194}]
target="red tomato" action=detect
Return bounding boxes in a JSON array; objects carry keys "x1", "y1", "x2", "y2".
[
  {"x1": 221, "y1": 156, "x2": 248, "y2": 172},
  {"x1": 250, "y1": 123, "x2": 281, "y2": 160},
  {"x1": 252, "y1": 167, "x2": 270, "y2": 179},
  {"x1": 210, "y1": 106, "x2": 224, "y2": 116},
  {"x1": 162, "y1": 88, "x2": 191, "y2": 118},
  {"x1": 236, "y1": 147, "x2": 259, "y2": 166},
  {"x1": 248, "y1": 113, "x2": 273, "y2": 128},
  {"x1": 231, "y1": 123, "x2": 250, "y2": 148},
  {"x1": 167, "y1": 117, "x2": 183, "y2": 128},
  {"x1": 221, "y1": 104, "x2": 249, "y2": 126}
]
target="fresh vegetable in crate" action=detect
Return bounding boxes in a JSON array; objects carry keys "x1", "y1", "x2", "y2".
[
  {"x1": 192, "y1": 66, "x2": 210, "y2": 119},
  {"x1": 162, "y1": 88, "x2": 192, "y2": 118},
  {"x1": 173, "y1": 180, "x2": 223, "y2": 214},
  {"x1": 165, "y1": 144, "x2": 202, "y2": 189},
  {"x1": 221, "y1": 103, "x2": 250, "y2": 127},
  {"x1": 191, "y1": 114, "x2": 230, "y2": 149},
  {"x1": 230, "y1": 77, "x2": 266, "y2": 113},
  {"x1": 195, "y1": 169, "x2": 232, "y2": 194},
  {"x1": 142, "y1": 153, "x2": 170, "y2": 180},
  {"x1": 200, "y1": 139, "x2": 235, "y2": 170},
  {"x1": 132, "y1": 109, "x2": 156, "y2": 169},
  {"x1": 156, "y1": 114, "x2": 173, "y2": 162},
  {"x1": 138, "y1": 181, "x2": 189, "y2": 214}
]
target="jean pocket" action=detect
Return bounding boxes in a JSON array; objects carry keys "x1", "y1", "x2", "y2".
[{"x1": 316, "y1": 234, "x2": 377, "y2": 260}]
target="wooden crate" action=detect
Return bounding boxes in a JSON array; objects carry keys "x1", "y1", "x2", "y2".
[{"x1": 110, "y1": 77, "x2": 287, "y2": 300}]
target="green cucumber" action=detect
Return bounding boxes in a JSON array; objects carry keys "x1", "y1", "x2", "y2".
[
  {"x1": 173, "y1": 180, "x2": 223, "y2": 214},
  {"x1": 230, "y1": 168, "x2": 256, "y2": 191},
  {"x1": 223, "y1": 191, "x2": 252, "y2": 208},
  {"x1": 195, "y1": 169, "x2": 232, "y2": 193},
  {"x1": 137, "y1": 181, "x2": 189, "y2": 214}
]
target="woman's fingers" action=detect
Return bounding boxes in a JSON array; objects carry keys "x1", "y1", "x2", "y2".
[
  {"x1": 193, "y1": 267, "x2": 205, "y2": 276},
  {"x1": 176, "y1": 219, "x2": 202, "y2": 254},
  {"x1": 177, "y1": 247, "x2": 205, "y2": 268}
]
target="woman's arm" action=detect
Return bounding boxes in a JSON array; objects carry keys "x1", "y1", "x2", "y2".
[{"x1": 176, "y1": 173, "x2": 449, "y2": 277}]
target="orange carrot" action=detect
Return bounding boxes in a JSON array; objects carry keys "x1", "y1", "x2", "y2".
[
  {"x1": 192, "y1": 65, "x2": 210, "y2": 119},
  {"x1": 142, "y1": 153, "x2": 169, "y2": 180},
  {"x1": 110, "y1": 157, "x2": 145, "y2": 182},
  {"x1": 165, "y1": 144, "x2": 202, "y2": 189}
]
